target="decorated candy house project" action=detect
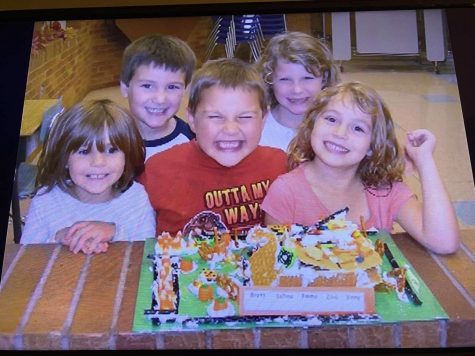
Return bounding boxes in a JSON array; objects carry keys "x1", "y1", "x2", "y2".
[{"x1": 145, "y1": 208, "x2": 418, "y2": 326}]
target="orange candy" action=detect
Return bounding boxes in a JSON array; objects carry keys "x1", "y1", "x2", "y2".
[
  {"x1": 198, "y1": 284, "x2": 214, "y2": 301},
  {"x1": 180, "y1": 257, "x2": 194, "y2": 272},
  {"x1": 213, "y1": 298, "x2": 228, "y2": 311}
]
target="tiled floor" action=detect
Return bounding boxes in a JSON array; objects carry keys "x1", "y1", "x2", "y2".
[{"x1": 4, "y1": 52, "x2": 475, "y2": 255}]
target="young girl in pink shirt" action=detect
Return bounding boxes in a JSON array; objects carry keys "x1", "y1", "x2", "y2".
[{"x1": 261, "y1": 81, "x2": 459, "y2": 254}]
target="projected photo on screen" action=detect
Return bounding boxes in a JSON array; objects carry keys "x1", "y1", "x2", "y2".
[
  {"x1": 7, "y1": 10, "x2": 474, "y2": 244},
  {"x1": 1, "y1": 5, "x2": 475, "y2": 350}
]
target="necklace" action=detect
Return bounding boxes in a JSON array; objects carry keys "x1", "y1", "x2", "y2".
[{"x1": 363, "y1": 182, "x2": 393, "y2": 198}]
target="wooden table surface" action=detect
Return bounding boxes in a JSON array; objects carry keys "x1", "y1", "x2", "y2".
[
  {"x1": 20, "y1": 99, "x2": 58, "y2": 137},
  {"x1": 0, "y1": 231, "x2": 474, "y2": 350}
]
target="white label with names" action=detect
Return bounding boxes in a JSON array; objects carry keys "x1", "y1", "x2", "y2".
[{"x1": 239, "y1": 287, "x2": 373, "y2": 315}]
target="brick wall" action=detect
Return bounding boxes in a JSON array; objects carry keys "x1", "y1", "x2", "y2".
[{"x1": 25, "y1": 20, "x2": 129, "y2": 108}]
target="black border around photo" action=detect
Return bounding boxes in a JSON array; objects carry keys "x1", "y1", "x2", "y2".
[{"x1": 0, "y1": 0, "x2": 474, "y2": 305}]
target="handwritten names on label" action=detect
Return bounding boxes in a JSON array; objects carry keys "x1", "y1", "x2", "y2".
[{"x1": 239, "y1": 287, "x2": 374, "y2": 315}]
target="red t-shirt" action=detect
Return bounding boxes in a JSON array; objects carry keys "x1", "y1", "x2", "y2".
[{"x1": 140, "y1": 141, "x2": 288, "y2": 235}]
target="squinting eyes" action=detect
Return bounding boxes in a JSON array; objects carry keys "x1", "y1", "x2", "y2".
[
  {"x1": 207, "y1": 116, "x2": 256, "y2": 121},
  {"x1": 277, "y1": 77, "x2": 317, "y2": 82}
]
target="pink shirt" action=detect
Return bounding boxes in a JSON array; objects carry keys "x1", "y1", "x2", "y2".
[{"x1": 261, "y1": 164, "x2": 414, "y2": 231}]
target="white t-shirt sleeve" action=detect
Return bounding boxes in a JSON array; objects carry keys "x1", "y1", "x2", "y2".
[{"x1": 21, "y1": 194, "x2": 54, "y2": 244}]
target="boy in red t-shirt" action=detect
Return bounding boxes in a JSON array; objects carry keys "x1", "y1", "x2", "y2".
[{"x1": 140, "y1": 58, "x2": 288, "y2": 235}]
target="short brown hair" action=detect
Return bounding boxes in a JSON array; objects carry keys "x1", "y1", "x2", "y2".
[
  {"x1": 120, "y1": 33, "x2": 196, "y2": 86},
  {"x1": 288, "y1": 81, "x2": 404, "y2": 188},
  {"x1": 37, "y1": 99, "x2": 145, "y2": 194},
  {"x1": 257, "y1": 31, "x2": 341, "y2": 107},
  {"x1": 187, "y1": 58, "x2": 268, "y2": 116}
]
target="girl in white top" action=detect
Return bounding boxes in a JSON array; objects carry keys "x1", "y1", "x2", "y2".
[
  {"x1": 21, "y1": 99, "x2": 156, "y2": 254},
  {"x1": 257, "y1": 31, "x2": 341, "y2": 152}
]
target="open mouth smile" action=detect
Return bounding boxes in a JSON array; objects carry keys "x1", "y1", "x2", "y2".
[
  {"x1": 287, "y1": 98, "x2": 309, "y2": 105},
  {"x1": 145, "y1": 106, "x2": 167, "y2": 114},
  {"x1": 324, "y1": 141, "x2": 349, "y2": 153},
  {"x1": 215, "y1": 141, "x2": 243, "y2": 151},
  {"x1": 86, "y1": 174, "x2": 110, "y2": 179}
]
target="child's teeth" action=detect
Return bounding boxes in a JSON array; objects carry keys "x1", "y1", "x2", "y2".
[
  {"x1": 218, "y1": 141, "x2": 240, "y2": 149},
  {"x1": 326, "y1": 142, "x2": 348, "y2": 152},
  {"x1": 147, "y1": 107, "x2": 165, "y2": 113},
  {"x1": 289, "y1": 98, "x2": 306, "y2": 104}
]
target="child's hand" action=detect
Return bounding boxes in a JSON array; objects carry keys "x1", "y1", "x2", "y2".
[
  {"x1": 404, "y1": 129, "x2": 436, "y2": 170},
  {"x1": 55, "y1": 227, "x2": 70, "y2": 245},
  {"x1": 81, "y1": 239, "x2": 109, "y2": 255},
  {"x1": 55, "y1": 226, "x2": 108, "y2": 254},
  {"x1": 64, "y1": 221, "x2": 116, "y2": 254}
]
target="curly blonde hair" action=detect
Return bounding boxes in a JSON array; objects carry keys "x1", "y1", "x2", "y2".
[
  {"x1": 37, "y1": 99, "x2": 145, "y2": 195},
  {"x1": 256, "y1": 31, "x2": 341, "y2": 107},
  {"x1": 288, "y1": 81, "x2": 405, "y2": 188}
]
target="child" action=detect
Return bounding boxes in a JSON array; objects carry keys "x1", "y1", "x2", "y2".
[
  {"x1": 257, "y1": 31, "x2": 341, "y2": 152},
  {"x1": 21, "y1": 99, "x2": 156, "y2": 254},
  {"x1": 140, "y1": 58, "x2": 288, "y2": 235},
  {"x1": 262, "y1": 81, "x2": 459, "y2": 255},
  {"x1": 120, "y1": 33, "x2": 197, "y2": 159}
]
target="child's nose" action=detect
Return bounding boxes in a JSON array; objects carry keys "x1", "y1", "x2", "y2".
[
  {"x1": 222, "y1": 119, "x2": 240, "y2": 133},
  {"x1": 291, "y1": 80, "x2": 304, "y2": 94},
  {"x1": 333, "y1": 123, "x2": 348, "y2": 138},
  {"x1": 90, "y1": 152, "x2": 106, "y2": 165},
  {"x1": 152, "y1": 89, "x2": 166, "y2": 103}
]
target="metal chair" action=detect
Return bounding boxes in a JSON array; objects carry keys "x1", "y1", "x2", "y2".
[
  {"x1": 205, "y1": 16, "x2": 235, "y2": 60},
  {"x1": 10, "y1": 97, "x2": 64, "y2": 243},
  {"x1": 231, "y1": 15, "x2": 264, "y2": 61},
  {"x1": 258, "y1": 14, "x2": 287, "y2": 39},
  {"x1": 205, "y1": 14, "x2": 264, "y2": 62}
]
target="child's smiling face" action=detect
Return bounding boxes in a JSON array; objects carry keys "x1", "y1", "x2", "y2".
[
  {"x1": 272, "y1": 59, "x2": 324, "y2": 116},
  {"x1": 68, "y1": 129, "x2": 125, "y2": 203},
  {"x1": 120, "y1": 63, "x2": 186, "y2": 140},
  {"x1": 311, "y1": 94, "x2": 373, "y2": 170},
  {"x1": 187, "y1": 85, "x2": 266, "y2": 167}
]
